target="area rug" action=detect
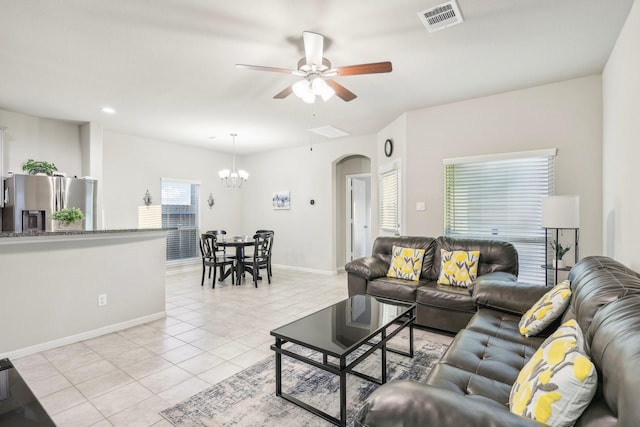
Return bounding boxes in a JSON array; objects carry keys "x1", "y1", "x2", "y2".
[{"x1": 161, "y1": 329, "x2": 448, "y2": 426}]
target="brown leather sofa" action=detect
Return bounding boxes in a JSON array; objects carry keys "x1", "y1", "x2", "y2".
[
  {"x1": 345, "y1": 236, "x2": 519, "y2": 332},
  {"x1": 354, "y1": 256, "x2": 640, "y2": 426}
]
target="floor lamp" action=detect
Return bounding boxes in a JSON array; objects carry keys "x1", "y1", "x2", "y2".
[{"x1": 542, "y1": 195, "x2": 580, "y2": 285}]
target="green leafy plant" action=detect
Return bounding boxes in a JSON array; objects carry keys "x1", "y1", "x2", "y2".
[
  {"x1": 21, "y1": 159, "x2": 58, "y2": 176},
  {"x1": 551, "y1": 240, "x2": 571, "y2": 260},
  {"x1": 51, "y1": 207, "x2": 84, "y2": 224}
]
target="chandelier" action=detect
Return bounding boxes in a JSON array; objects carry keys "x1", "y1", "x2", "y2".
[
  {"x1": 292, "y1": 77, "x2": 335, "y2": 104},
  {"x1": 218, "y1": 133, "x2": 248, "y2": 188}
]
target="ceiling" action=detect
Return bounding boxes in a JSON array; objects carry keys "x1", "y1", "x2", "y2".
[{"x1": 0, "y1": 0, "x2": 634, "y2": 154}]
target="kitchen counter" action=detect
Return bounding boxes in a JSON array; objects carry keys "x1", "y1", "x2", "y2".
[
  {"x1": 0, "y1": 228, "x2": 172, "y2": 242},
  {"x1": 0, "y1": 228, "x2": 169, "y2": 358}
]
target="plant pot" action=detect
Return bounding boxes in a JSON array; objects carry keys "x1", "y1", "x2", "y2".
[
  {"x1": 552, "y1": 259, "x2": 566, "y2": 269},
  {"x1": 52, "y1": 220, "x2": 83, "y2": 232}
]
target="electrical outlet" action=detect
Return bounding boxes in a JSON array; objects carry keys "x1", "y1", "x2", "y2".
[{"x1": 97, "y1": 294, "x2": 108, "y2": 307}]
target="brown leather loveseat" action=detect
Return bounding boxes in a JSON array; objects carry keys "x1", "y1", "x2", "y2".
[
  {"x1": 345, "y1": 236, "x2": 519, "y2": 332},
  {"x1": 354, "y1": 256, "x2": 640, "y2": 426}
]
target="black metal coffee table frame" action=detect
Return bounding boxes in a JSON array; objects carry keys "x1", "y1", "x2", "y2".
[{"x1": 271, "y1": 300, "x2": 415, "y2": 427}]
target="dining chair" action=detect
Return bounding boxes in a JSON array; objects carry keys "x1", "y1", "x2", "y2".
[
  {"x1": 255, "y1": 229, "x2": 274, "y2": 279},
  {"x1": 199, "y1": 233, "x2": 235, "y2": 288},
  {"x1": 205, "y1": 229, "x2": 234, "y2": 258},
  {"x1": 244, "y1": 232, "x2": 273, "y2": 287}
]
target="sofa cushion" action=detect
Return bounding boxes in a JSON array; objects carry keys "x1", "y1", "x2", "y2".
[
  {"x1": 437, "y1": 249, "x2": 480, "y2": 287},
  {"x1": 562, "y1": 256, "x2": 640, "y2": 341},
  {"x1": 428, "y1": 236, "x2": 519, "y2": 281},
  {"x1": 519, "y1": 280, "x2": 571, "y2": 337},
  {"x1": 367, "y1": 277, "x2": 427, "y2": 302},
  {"x1": 387, "y1": 246, "x2": 425, "y2": 281},
  {"x1": 416, "y1": 281, "x2": 476, "y2": 313},
  {"x1": 466, "y1": 309, "x2": 549, "y2": 346},
  {"x1": 586, "y1": 294, "x2": 640, "y2": 425},
  {"x1": 371, "y1": 236, "x2": 436, "y2": 279},
  {"x1": 437, "y1": 329, "x2": 539, "y2": 387},
  {"x1": 510, "y1": 320, "x2": 597, "y2": 427}
]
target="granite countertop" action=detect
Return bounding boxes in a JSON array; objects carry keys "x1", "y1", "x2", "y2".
[{"x1": 0, "y1": 228, "x2": 173, "y2": 238}]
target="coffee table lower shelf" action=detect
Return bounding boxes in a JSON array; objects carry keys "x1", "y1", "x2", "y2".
[{"x1": 271, "y1": 305, "x2": 415, "y2": 426}]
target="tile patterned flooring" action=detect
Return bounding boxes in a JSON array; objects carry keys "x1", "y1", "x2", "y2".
[{"x1": 15, "y1": 267, "x2": 452, "y2": 426}]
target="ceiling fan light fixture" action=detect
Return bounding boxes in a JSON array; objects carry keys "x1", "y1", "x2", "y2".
[{"x1": 313, "y1": 78, "x2": 335, "y2": 101}]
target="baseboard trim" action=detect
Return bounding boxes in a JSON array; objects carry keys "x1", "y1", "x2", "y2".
[
  {"x1": 0, "y1": 311, "x2": 166, "y2": 359},
  {"x1": 272, "y1": 264, "x2": 337, "y2": 276}
]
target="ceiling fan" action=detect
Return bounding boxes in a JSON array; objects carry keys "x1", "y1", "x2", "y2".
[{"x1": 236, "y1": 31, "x2": 392, "y2": 103}]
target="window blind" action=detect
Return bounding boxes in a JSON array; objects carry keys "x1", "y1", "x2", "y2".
[
  {"x1": 379, "y1": 169, "x2": 398, "y2": 232},
  {"x1": 444, "y1": 152, "x2": 555, "y2": 284},
  {"x1": 161, "y1": 180, "x2": 200, "y2": 262}
]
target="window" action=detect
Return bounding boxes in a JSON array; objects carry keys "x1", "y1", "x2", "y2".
[
  {"x1": 444, "y1": 149, "x2": 555, "y2": 284},
  {"x1": 379, "y1": 167, "x2": 399, "y2": 233},
  {"x1": 161, "y1": 179, "x2": 200, "y2": 262}
]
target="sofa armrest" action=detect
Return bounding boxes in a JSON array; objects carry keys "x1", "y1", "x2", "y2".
[
  {"x1": 472, "y1": 274, "x2": 549, "y2": 315},
  {"x1": 345, "y1": 257, "x2": 389, "y2": 281},
  {"x1": 354, "y1": 381, "x2": 539, "y2": 427}
]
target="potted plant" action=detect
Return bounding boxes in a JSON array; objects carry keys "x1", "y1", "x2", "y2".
[
  {"x1": 51, "y1": 207, "x2": 84, "y2": 231},
  {"x1": 551, "y1": 240, "x2": 571, "y2": 268},
  {"x1": 21, "y1": 159, "x2": 58, "y2": 176}
]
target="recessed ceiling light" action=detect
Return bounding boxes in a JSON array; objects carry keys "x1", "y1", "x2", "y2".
[{"x1": 101, "y1": 106, "x2": 116, "y2": 114}]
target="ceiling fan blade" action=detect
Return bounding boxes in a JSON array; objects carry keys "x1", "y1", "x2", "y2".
[
  {"x1": 303, "y1": 31, "x2": 324, "y2": 67},
  {"x1": 326, "y1": 80, "x2": 357, "y2": 102},
  {"x1": 236, "y1": 64, "x2": 295, "y2": 74},
  {"x1": 336, "y1": 61, "x2": 392, "y2": 76},
  {"x1": 273, "y1": 85, "x2": 293, "y2": 99}
]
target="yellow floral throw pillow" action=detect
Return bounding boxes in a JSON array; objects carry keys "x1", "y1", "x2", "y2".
[
  {"x1": 519, "y1": 280, "x2": 571, "y2": 337},
  {"x1": 386, "y1": 246, "x2": 426, "y2": 281},
  {"x1": 510, "y1": 320, "x2": 597, "y2": 427},
  {"x1": 437, "y1": 249, "x2": 480, "y2": 288}
]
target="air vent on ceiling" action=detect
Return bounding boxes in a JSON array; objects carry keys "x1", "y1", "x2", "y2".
[
  {"x1": 418, "y1": 0, "x2": 464, "y2": 33},
  {"x1": 309, "y1": 126, "x2": 350, "y2": 139}
]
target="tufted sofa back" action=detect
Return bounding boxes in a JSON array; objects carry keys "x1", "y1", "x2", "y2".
[
  {"x1": 370, "y1": 236, "x2": 519, "y2": 282},
  {"x1": 562, "y1": 256, "x2": 640, "y2": 427},
  {"x1": 371, "y1": 236, "x2": 436, "y2": 279},
  {"x1": 563, "y1": 256, "x2": 640, "y2": 347},
  {"x1": 427, "y1": 236, "x2": 519, "y2": 281}
]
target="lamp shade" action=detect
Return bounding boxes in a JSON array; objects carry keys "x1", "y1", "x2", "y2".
[{"x1": 542, "y1": 196, "x2": 580, "y2": 228}]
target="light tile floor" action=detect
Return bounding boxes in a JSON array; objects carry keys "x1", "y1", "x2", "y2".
[{"x1": 15, "y1": 267, "x2": 452, "y2": 426}]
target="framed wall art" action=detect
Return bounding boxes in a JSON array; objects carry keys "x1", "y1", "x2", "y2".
[{"x1": 272, "y1": 191, "x2": 290, "y2": 210}]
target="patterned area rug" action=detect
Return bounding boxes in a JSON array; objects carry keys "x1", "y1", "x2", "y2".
[{"x1": 161, "y1": 329, "x2": 448, "y2": 426}]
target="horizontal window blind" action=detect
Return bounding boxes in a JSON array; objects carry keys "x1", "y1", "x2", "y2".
[
  {"x1": 379, "y1": 169, "x2": 398, "y2": 232},
  {"x1": 161, "y1": 180, "x2": 200, "y2": 262},
  {"x1": 444, "y1": 153, "x2": 554, "y2": 284}
]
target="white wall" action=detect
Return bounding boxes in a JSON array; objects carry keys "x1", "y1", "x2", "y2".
[
  {"x1": 401, "y1": 75, "x2": 603, "y2": 258},
  {"x1": 240, "y1": 134, "x2": 377, "y2": 273},
  {"x1": 603, "y1": 0, "x2": 640, "y2": 269},
  {"x1": 377, "y1": 114, "x2": 407, "y2": 235},
  {"x1": 0, "y1": 108, "x2": 82, "y2": 176},
  {"x1": 102, "y1": 131, "x2": 242, "y2": 234}
]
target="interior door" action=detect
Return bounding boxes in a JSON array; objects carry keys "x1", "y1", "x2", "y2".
[{"x1": 349, "y1": 176, "x2": 371, "y2": 261}]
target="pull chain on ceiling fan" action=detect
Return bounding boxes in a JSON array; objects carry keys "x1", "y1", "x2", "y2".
[{"x1": 236, "y1": 31, "x2": 392, "y2": 104}]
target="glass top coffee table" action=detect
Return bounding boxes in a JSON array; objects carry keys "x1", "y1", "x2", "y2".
[{"x1": 270, "y1": 294, "x2": 416, "y2": 426}]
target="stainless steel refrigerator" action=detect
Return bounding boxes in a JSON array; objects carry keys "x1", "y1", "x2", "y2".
[{"x1": 2, "y1": 174, "x2": 97, "y2": 232}]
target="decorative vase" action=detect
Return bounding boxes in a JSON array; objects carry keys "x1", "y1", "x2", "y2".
[{"x1": 552, "y1": 259, "x2": 566, "y2": 269}]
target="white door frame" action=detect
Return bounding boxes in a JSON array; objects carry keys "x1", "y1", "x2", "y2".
[{"x1": 345, "y1": 173, "x2": 371, "y2": 263}]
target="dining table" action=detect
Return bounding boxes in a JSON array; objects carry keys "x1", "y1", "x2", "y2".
[{"x1": 217, "y1": 235, "x2": 256, "y2": 285}]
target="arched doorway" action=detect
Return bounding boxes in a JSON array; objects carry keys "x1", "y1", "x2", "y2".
[{"x1": 334, "y1": 155, "x2": 371, "y2": 269}]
